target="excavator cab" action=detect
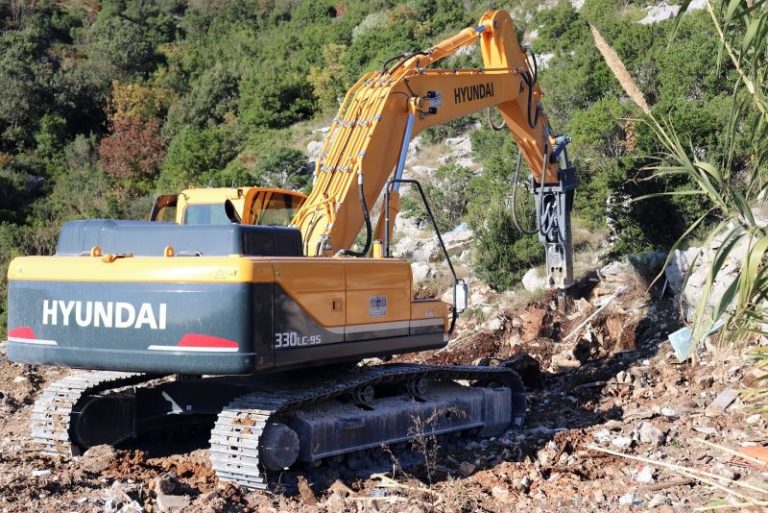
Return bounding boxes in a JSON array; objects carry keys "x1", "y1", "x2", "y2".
[{"x1": 149, "y1": 187, "x2": 307, "y2": 226}]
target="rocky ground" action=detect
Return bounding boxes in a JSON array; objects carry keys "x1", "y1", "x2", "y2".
[{"x1": 1, "y1": 259, "x2": 767, "y2": 513}]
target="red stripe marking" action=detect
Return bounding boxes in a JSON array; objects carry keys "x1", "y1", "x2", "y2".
[
  {"x1": 8, "y1": 326, "x2": 35, "y2": 339},
  {"x1": 177, "y1": 333, "x2": 238, "y2": 349}
]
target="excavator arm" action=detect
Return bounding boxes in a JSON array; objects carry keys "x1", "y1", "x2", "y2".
[{"x1": 291, "y1": 10, "x2": 576, "y2": 289}]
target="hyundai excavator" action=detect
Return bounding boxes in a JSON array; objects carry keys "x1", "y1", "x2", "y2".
[{"x1": 4, "y1": 10, "x2": 576, "y2": 489}]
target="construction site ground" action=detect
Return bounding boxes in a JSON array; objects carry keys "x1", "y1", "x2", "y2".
[{"x1": 0, "y1": 262, "x2": 765, "y2": 513}]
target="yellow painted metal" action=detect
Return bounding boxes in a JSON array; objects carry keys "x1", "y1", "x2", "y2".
[
  {"x1": 274, "y1": 261, "x2": 347, "y2": 327},
  {"x1": 8, "y1": 255, "x2": 424, "y2": 330},
  {"x1": 291, "y1": 9, "x2": 560, "y2": 257},
  {"x1": 411, "y1": 300, "x2": 449, "y2": 328},
  {"x1": 373, "y1": 190, "x2": 400, "y2": 251},
  {"x1": 344, "y1": 260, "x2": 411, "y2": 326},
  {"x1": 8, "y1": 255, "x2": 275, "y2": 284},
  {"x1": 372, "y1": 240, "x2": 383, "y2": 259}
]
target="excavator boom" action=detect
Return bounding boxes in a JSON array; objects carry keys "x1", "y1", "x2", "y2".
[{"x1": 292, "y1": 10, "x2": 576, "y2": 288}]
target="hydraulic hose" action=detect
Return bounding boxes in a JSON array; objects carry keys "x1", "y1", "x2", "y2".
[
  {"x1": 381, "y1": 50, "x2": 429, "y2": 75},
  {"x1": 339, "y1": 173, "x2": 372, "y2": 257},
  {"x1": 520, "y1": 46, "x2": 540, "y2": 130},
  {"x1": 487, "y1": 107, "x2": 506, "y2": 131}
]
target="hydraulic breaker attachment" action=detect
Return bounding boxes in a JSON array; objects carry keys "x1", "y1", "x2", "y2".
[{"x1": 534, "y1": 137, "x2": 577, "y2": 290}]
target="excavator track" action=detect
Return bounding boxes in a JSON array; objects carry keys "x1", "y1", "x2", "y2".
[
  {"x1": 209, "y1": 363, "x2": 525, "y2": 490},
  {"x1": 30, "y1": 371, "x2": 154, "y2": 457}
]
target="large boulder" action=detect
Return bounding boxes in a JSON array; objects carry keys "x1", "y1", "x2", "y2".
[
  {"x1": 439, "y1": 134, "x2": 475, "y2": 167},
  {"x1": 522, "y1": 267, "x2": 548, "y2": 292},
  {"x1": 411, "y1": 262, "x2": 433, "y2": 284},
  {"x1": 666, "y1": 222, "x2": 751, "y2": 323}
]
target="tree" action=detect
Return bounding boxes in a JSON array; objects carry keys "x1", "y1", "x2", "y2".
[
  {"x1": 81, "y1": 15, "x2": 158, "y2": 81},
  {"x1": 252, "y1": 147, "x2": 310, "y2": 191},
  {"x1": 308, "y1": 43, "x2": 349, "y2": 112},
  {"x1": 400, "y1": 163, "x2": 473, "y2": 232},
  {"x1": 158, "y1": 125, "x2": 239, "y2": 190},
  {"x1": 163, "y1": 64, "x2": 239, "y2": 140},
  {"x1": 98, "y1": 117, "x2": 165, "y2": 189},
  {"x1": 238, "y1": 67, "x2": 316, "y2": 129}
]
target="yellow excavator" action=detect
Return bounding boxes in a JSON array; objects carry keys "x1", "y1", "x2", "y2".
[{"x1": 5, "y1": 10, "x2": 575, "y2": 489}]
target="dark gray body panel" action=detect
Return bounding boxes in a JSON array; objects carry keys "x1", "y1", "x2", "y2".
[
  {"x1": 6, "y1": 279, "x2": 445, "y2": 375},
  {"x1": 56, "y1": 220, "x2": 302, "y2": 257}
]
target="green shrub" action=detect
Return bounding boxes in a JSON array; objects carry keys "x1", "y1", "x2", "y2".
[
  {"x1": 400, "y1": 163, "x2": 473, "y2": 232},
  {"x1": 158, "y1": 125, "x2": 239, "y2": 190}
]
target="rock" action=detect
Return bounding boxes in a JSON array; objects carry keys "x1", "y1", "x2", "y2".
[
  {"x1": 648, "y1": 494, "x2": 670, "y2": 508},
  {"x1": 411, "y1": 262, "x2": 432, "y2": 283},
  {"x1": 482, "y1": 317, "x2": 504, "y2": 332},
  {"x1": 551, "y1": 351, "x2": 581, "y2": 371},
  {"x1": 296, "y1": 475, "x2": 318, "y2": 505},
  {"x1": 742, "y1": 367, "x2": 768, "y2": 387},
  {"x1": 328, "y1": 480, "x2": 354, "y2": 497},
  {"x1": 156, "y1": 494, "x2": 190, "y2": 513},
  {"x1": 637, "y1": 422, "x2": 666, "y2": 447},
  {"x1": 635, "y1": 464, "x2": 655, "y2": 484},
  {"x1": 306, "y1": 140, "x2": 323, "y2": 161},
  {"x1": 712, "y1": 462, "x2": 739, "y2": 481},
  {"x1": 660, "y1": 407, "x2": 678, "y2": 418},
  {"x1": 491, "y1": 485, "x2": 513, "y2": 503},
  {"x1": 705, "y1": 388, "x2": 739, "y2": 417},
  {"x1": 537, "y1": 441, "x2": 558, "y2": 465},
  {"x1": 80, "y1": 444, "x2": 117, "y2": 474},
  {"x1": 593, "y1": 429, "x2": 612, "y2": 444},
  {"x1": 151, "y1": 471, "x2": 178, "y2": 496},
  {"x1": 694, "y1": 425, "x2": 718, "y2": 436},
  {"x1": 443, "y1": 135, "x2": 473, "y2": 162},
  {"x1": 665, "y1": 222, "x2": 754, "y2": 323},
  {"x1": 442, "y1": 222, "x2": 473, "y2": 250},
  {"x1": 117, "y1": 501, "x2": 143, "y2": 513},
  {"x1": 638, "y1": 2, "x2": 680, "y2": 25},
  {"x1": 694, "y1": 368, "x2": 715, "y2": 389},
  {"x1": 593, "y1": 489, "x2": 606, "y2": 504},
  {"x1": 198, "y1": 491, "x2": 219, "y2": 503},
  {"x1": 618, "y1": 493, "x2": 635, "y2": 506},
  {"x1": 522, "y1": 267, "x2": 548, "y2": 292},
  {"x1": 405, "y1": 136, "x2": 422, "y2": 165},
  {"x1": 458, "y1": 462, "x2": 476, "y2": 477},
  {"x1": 611, "y1": 436, "x2": 633, "y2": 449},
  {"x1": 599, "y1": 260, "x2": 629, "y2": 279}
]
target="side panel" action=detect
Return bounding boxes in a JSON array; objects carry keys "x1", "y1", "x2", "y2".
[
  {"x1": 271, "y1": 259, "x2": 445, "y2": 370},
  {"x1": 345, "y1": 261, "x2": 411, "y2": 341},
  {"x1": 6, "y1": 280, "x2": 275, "y2": 374}
]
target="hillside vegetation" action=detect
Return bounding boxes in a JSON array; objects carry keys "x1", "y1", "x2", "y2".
[{"x1": 0, "y1": 0, "x2": 738, "y2": 333}]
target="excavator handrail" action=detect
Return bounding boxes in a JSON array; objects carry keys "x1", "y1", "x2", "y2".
[{"x1": 384, "y1": 178, "x2": 461, "y2": 334}]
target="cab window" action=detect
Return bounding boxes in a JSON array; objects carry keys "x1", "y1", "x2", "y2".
[{"x1": 183, "y1": 204, "x2": 232, "y2": 225}]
